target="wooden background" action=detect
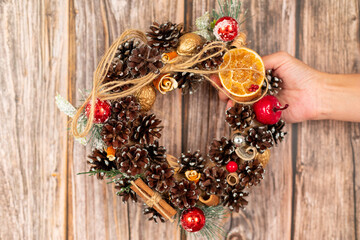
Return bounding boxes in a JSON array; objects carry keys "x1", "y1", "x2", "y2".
[{"x1": 0, "y1": 0, "x2": 359, "y2": 239}]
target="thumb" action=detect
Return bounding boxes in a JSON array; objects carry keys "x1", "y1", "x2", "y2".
[{"x1": 262, "y1": 51, "x2": 292, "y2": 70}]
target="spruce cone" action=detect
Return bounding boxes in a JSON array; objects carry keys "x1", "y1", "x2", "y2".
[
  {"x1": 143, "y1": 207, "x2": 165, "y2": 223},
  {"x1": 199, "y1": 166, "x2": 229, "y2": 195},
  {"x1": 262, "y1": 69, "x2": 283, "y2": 96},
  {"x1": 194, "y1": 42, "x2": 224, "y2": 70},
  {"x1": 208, "y1": 137, "x2": 237, "y2": 166},
  {"x1": 245, "y1": 126, "x2": 274, "y2": 153},
  {"x1": 144, "y1": 163, "x2": 175, "y2": 193},
  {"x1": 132, "y1": 114, "x2": 163, "y2": 145},
  {"x1": 111, "y1": 96, "x2": 140, "y2": 121},
  {"x1": 178, "y1": 150, "x2": 205, "y2": 173},
  {"x1": 144, "y1": 140, "x2": 167, "y2": 165},
  {"x1": 87, "y1": 149, "x2": 117, "y2": 179},
  {"x1": 238, "y1": 160, "x2": 265, "y2": 188},
  {"x1": 269, "y1": 120, "x2": 287, "y2": 144},
  {"x1": 127, "y1": 45, "x2": 163, "y2": 78},
  {"x1": 147, "y1": 22, "x2": 183, "y2": 53},
  {"x1": 115, "y1": 145, "x2": 149, "y2": 176},
  {"x1": 115, "y1": 178, "x2": 138, "y2": 202},
  {"x1": 225, "y1": 104, "x2": 254, "y2": 131},
  {"x1": 101, "y1": 119, "x2": 131, "y2": 149},
  {"x1": 173, "y1": 71, "x2": 205, "y2": 95},
  {"x1": 222, "y1": 185, "x2": 249, "y2": 212},
  {"x1": 169, "y1": 179, "x2": 200, "y2": 209}
]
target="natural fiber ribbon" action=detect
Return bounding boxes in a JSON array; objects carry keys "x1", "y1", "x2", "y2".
[
  {"x1": 130, "y1": 180, "x2": 174, "y2": 222},
  {"x1": 71, "y1": 29, "x2": 268, "y2": 138}
]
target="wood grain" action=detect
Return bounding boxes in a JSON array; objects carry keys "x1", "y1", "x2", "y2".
[
  {"x1": 294, "y1": 0, "x2": 360, "y2": 239},
  {"x1": 0, "y1": 0, "x2": 69, "y2": 239}
]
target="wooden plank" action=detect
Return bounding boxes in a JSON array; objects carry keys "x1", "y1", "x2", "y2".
[
  {"x1": 0, "y1": 0, "x2": 69, "y2": 239},
  {"x1": 351, "y1": 123, "x2": 360, "y2": 240},
  {"x1": 293, "y1": 0, "x2": 360, "y2": 239},
  {"x1": 68, "y1": 1, "x2": 184, "y2": 240}
]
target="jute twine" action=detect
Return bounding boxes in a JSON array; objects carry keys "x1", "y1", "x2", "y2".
[
  {"x1": 71, "y1": 29, "x2": 268, "y2": 138},
  {"x1": 130, "y1": 180, "x2": 174, "y2": 222}
]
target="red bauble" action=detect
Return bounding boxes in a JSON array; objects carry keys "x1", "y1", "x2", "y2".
[
  {"x1": 180, "y1": 207, "x2": 206, "y2": 232},
  {"x1": 213, "y1": 16, "x2": 239, "y2": 42},
  {"x1": 226, "y1": 161, "x2": 238, "y2": 173},
  {"x1": 85, "y1": 98, "x2": 111, "y2": 123},
  {"x1": 253, "y1": 95, "x2": 289, "y2": 125}
]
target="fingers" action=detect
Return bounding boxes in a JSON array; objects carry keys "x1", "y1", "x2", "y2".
[
  {"x1": 262, "y1": 51, "x2": 292, "y2": 70},
  {"x1": 210, "y1": 74, "x2": 229, "y2": 102},
  {"x1": 226, "y1": 100, "x2": 234, "y2": 110}
]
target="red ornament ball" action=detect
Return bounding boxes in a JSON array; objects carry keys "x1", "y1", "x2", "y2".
[
  {"x1": 213, "y1": 16, "x2": 239, "y2": 41},
  {"x1": 180, "y1": 207, "x2": 206, "y2": 232},
  {"x1": 226, "y1": 161, "x2": 238, "y2": 173},
  {"x1": 85, "y1": 98, "x2": 111, "y2": 123},
  {"x1": 253, "y1": 95, "x2": 289, "y2": 125}
]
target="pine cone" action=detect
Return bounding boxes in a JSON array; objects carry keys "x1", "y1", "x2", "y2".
[
  {"x1": 144, "y1": 140, "x2": 167, "y2": 165},
  {"x1": 178, "y1": 150, "x2": 205, "y2": 173},
  {"x1": 262, "y1": 69, "x2": 283, "y2": 96},
  {"x1": 222, "y1": 185, "x2": 249, "y2": 212},
  {"x1": 225, "y1": 104, "x2": 254, "y2": 131},
  {"x1": 245, "y1": 126, "x2": 274, "y2": 153},
  {"x1": 208, "y1": 137, "x2": 237, "y2": 166},
  {"x1": 199, "y1": 166, "x2": 229, "y2": 195},
  {"x1": 127, "y1": 45, "x2": 163, "y2": 78},
  {"x1": 194, "y1": 42, "x2": 224, "y2": 70},
  {"x1": 238, "y1": 160, "x2": 265, "y2": 188},
  {"x1": 147, "y1": 22, "x2": 183, "y2": 53},
  {"x1": 115, "y1": 178, "x2": 138, "y2": 202},
  {"x1": 101, "y1": 119, "x2": 131, "y2": 149},
  {"x1": 269, "y1": 120, "x2": 287, "y2": 144},
  {"x1": 87, "y1": 149, "x2": 117, "y2": 179},
  {"x1": 144, "y1": 163, "x2": 175, "y2": 193},
  {"x1": 169, "y1": 179, "x2": 200, "y2": 209},
  {"x1": 143, "y1": 206, "x2": 165, "y2": 223},
  {"x1": 111, "y1": 96, "x2": 140, "y2": 121},
  {"x1": 132, "y1": 114, "x2": 163, "y2": 145},
  {"x1": 173, "y1": 72, "x2": 205, "y2": 95},
  {"x1": 115, "y1": 145, "x2": 150, "y2": 176}
]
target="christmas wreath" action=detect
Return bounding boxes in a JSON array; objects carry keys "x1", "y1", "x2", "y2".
[{"x1": 56, "y1": 1, "x2": 288, "y2": 238}]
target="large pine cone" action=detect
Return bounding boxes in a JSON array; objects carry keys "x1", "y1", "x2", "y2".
[
  {"x1": 144, "y1": 163, "x2": 175, "y2": 193},
  {"x1": 178, "y1": 150, "x2": 205, "y2": 173},
  {"x1": 132, "y1": 114, "x2": 163, "y2": 145},
  {"x1": 101, "y1": 119, "x2": 131, "y2": 149},
  {"x1": 147, "y1": 22, "x2": 183, "y2": 53},
  {"x1": 269, "y1": 120, "x2": 287, "y2": 144},
  {"x1": 173, "y1": 71, "x2": 205, "y2": 95},
  {"x1": 208, "y1": 137, "x2": 237, "y2": 166},
  {"x1": 199, "y1": 166, "x2": 229, "y2": 195},
  {"x1": 127, "y1": 45, "x2": 163, "y2": 77},
  {"x1": 225, "y1": 104, "x2": 254, "y2": 131},
  {"x1": 143, "y1": 206, "x2": 165, "y2": 223},
  {"x1": 194, "y1": 42, "x2": 224, "y2": 70},
  {"x1": 115, "y1": 178, "x2": 138, "y2": 202},
  {"x1": 87, "y1": 149, "x2": 117, "y2": 179},
  {"x1": 246, "y1": 126, "x2": 274, "y2": 153},
  {"x1": 222, "y1": 185, "x2": 249, "y2": 212},
  {"x1": 238, "y1": 159, "x2": 265, "y2": 188},
  {"x1": 144, "y1": 140, "x2": 167, "y2": 165},
  {"x1": 169, "y1": 179, "x2": 200, "y2": 209},
  {"x1": 111, "y1": 96, "x2": 140, "y2": 121},
  {"x1": 262, "y1": 69, "x2": 283, "y2": 96},
  {"x1": 115, "y1": 145, "x2": 149, "y2": 176}
]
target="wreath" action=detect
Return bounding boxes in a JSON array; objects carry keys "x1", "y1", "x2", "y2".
[{"x1": 56, "y1": 1, "x2": 288, "y2": 238}]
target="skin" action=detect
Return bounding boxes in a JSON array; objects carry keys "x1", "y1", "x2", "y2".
[{"x1": 213, "y1": 51, "x2": 360, "y2": 123}]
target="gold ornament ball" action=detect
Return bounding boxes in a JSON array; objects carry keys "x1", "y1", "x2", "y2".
[
  {"x1": 177, "y1": 33, "x2": 205, "y2": 56},
  {"x1": 255, "y1": 149, "x2": 271, "y2": 168},
  {"x1": 134, "y1": 85, "x2": 157, "y2": 112}
]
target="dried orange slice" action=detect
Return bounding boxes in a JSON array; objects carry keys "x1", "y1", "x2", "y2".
[{"x1": 219, "y1": 47, "x2": 265, "y2": 102}]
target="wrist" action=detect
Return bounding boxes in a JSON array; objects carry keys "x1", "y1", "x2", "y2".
[{"x1": 314, "y1": 72, "x2": 335, "y2": 120}]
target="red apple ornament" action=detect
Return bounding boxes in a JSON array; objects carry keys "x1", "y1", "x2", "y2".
[
  {"x1": 180, "y1": 207, "x2": 206, "y2": 232},
  {"x1": 85, "y1": 98, "x2": 111, "y2": 123},
  {"x1": 226, "y1": 161, "x2": 238, "y2": 173},
  {"x1": 213, "y1": 16, "x2": 239, "y2": 42},
  {"x1": 253, "y1": 95, "x2": 288, "y2": 125}
]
